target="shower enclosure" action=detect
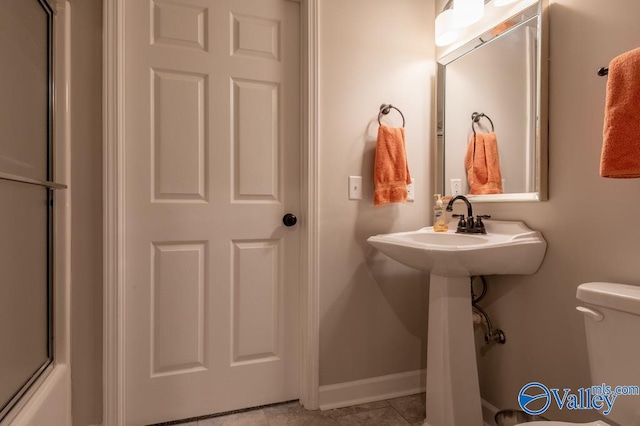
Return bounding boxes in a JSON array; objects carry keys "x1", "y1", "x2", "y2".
[{"x1": 0, "y1": 0, "x2": 63, "y2": 421}]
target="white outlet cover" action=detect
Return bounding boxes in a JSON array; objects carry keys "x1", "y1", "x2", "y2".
[
  {"x1": 450, "y1": 178, "x2": 462, "y2": 196},
  {"x1": 407, "y1": 181, "x2": 415, "y2": 202}
]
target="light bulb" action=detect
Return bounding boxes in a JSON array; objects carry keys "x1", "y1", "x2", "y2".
[
  {"x1": 435, "y1": 9, "x2": 458, "y2": 46},
  {"x1": 453, "y1": 0, "x2": 484, "y2": 27}
]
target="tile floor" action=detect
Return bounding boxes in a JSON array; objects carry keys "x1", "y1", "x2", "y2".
[{"x1": 160, "y1": 393, "x2": 426, "y2": 426}]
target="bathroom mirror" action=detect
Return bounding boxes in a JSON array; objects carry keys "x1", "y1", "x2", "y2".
[{"x1": 436, "y1": 0, "x2": 548, "y2": 202}]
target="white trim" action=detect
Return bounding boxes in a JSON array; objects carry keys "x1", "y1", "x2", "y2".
[
  {"x1": 318, "y1": 370, "x2": 426, "y2": 411},
  {"x1": 5, "y1": 366, "x2": 72, "y2": 426},
  {"x1": 103, "y1": 0, "x2": 320, "y2": 422},
  {"x1": 103, "y1": 0, "x2": 126, "y2": 425},
  {"x1": 299, "y1": 0, "x2": 320, "y2": 411}
]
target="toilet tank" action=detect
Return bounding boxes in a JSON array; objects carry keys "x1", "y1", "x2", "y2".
[{"x1": 576, "y1": 282, "x2": 640, "y2": 425}]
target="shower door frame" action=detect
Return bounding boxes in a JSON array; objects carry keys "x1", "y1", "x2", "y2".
[
  {"x1": 0, "y1": 0, "x2": 72, "y2": 425},
  {"x1": 103, "y1": 0, "x2": 321, "y2": 423}
]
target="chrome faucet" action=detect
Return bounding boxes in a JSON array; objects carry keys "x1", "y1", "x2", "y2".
[{"x1": 445, "y1": 195, "x2": 490, "y2": 234}]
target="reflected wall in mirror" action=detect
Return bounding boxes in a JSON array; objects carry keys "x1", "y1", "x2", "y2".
[{"x1": 436, "y1": 0, "x2": 548, "y2": 202}]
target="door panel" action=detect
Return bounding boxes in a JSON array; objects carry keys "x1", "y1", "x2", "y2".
[
  {"x1": 151, "y1": 242, "x2": 207, "y2": 376},
  {"x1": 124, "y1": 0, "x2": 300, "y2": 424},
  {"x1": 151, "y1": 69, "x2": 207, "y2": 202},
  {"x1": 231, "y1": 239, "x2": 281, "y2": 365},
  {"x1": 233, "y1": 79, "x2": 279, "y2": 201}
]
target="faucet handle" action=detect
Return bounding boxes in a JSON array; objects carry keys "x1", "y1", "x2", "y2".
[
  {"x1": 452, "y1": 214, "x2": 466, "y2": 229},
  {"x1": 475, "y1": 215, "x2": 490, "y2": 234}
]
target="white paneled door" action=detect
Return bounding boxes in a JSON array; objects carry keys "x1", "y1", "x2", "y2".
[{"x1": 123, "y1": 0, "x2": 300, "y2": 424}]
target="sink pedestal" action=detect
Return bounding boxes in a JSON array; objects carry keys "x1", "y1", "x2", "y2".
[{"x1": 424, "y1": 273, "x2": 482, "y2": 426}]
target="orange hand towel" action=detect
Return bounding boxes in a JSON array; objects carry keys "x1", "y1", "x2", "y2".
[
  {"x1": 600, "y1": 47, "x2": 640, "y2": 178},
  {"x1": 374, "y1": 124, "x2": 411, "y2": 206},
  {"x1": 465, "y1": 132, "x2": 503, "y2": 195}
]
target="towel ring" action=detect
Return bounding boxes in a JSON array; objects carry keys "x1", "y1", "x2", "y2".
[
  {"x1": 378, "y1": 104, "x2": 405, "y2": 127},
  {"x1": 471, "y1": 112, "x2": 494, "y2": 135}
]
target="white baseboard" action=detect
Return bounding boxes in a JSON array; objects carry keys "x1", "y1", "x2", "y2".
[
  {"x1": 318, "y1": 370, "x2": 426, "y2": 411},
  {"x1": 482, "y1": 398, "x2": 500, "y2": 426}
]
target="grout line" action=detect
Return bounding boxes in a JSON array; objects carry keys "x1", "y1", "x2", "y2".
[
  {"x1": 391, "y1": 405, "x2": 414, "y2": 425},
  {"x1": 329, "y1": 396, "x2": 419, "y2": 425}
]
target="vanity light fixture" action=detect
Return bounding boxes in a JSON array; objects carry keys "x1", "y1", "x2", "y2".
[
  {"x1": 435, "y1": 9, "x2": 458, "y2": 46},
  {"x1": 494, "y1": 0, "x2": 520, "y2": 5},
  {"x1": 453, "y1": 0, "x2": 484, "y2": 27},
  {"x1": 436, "y1": 0, "x2": 490, "y2": 47}
]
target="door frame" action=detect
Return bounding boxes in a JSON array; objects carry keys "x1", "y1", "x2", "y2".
[{"x1": 102, "y1": 0, "x2": 320, "y2": 423}]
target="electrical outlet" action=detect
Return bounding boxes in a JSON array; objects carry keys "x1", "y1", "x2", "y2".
[
  {"x1": 407, "y1": 181, "x2": 415, "y2": 202},
  {"x1": 450, "y1": 178, "x2": 462, "y2": 196},
  {"x1": 348, "y1": 176, "x2": 362, "y2": 200}
]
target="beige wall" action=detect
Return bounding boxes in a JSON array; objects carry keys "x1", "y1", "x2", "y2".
[
  {"x1": 69, "y1": 0, "x2": 103, "y2": 425},
  {"x1": 318, "y1": 0, "x2": 434, "y2": 386},
  {"x1": 472, "y1": 0, "x2": 640, "y2": 422}
]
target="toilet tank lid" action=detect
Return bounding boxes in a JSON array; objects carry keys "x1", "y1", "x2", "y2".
[{"x1": 577, "y1": 282, "x2": 640, "y2": 316}]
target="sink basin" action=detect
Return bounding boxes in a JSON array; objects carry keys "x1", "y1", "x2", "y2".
[
  {"x1": 368, "y1": 220, "x2": 547, "y2": 426},
  {"x1": 367, "y1": 220, "x2": 546, "y2": 276}
]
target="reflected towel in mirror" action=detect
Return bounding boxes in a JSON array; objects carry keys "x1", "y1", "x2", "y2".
[{"x1": 465, "y1": 132, "x2": 503, "y2": 195}]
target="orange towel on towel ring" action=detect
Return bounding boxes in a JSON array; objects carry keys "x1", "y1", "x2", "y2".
[
  {"x1": 374, "y1": 124, "x2": 411, "y2": 206},
  {"x1": 600, "y1": 47, "x2": 640, "y2": 178}
]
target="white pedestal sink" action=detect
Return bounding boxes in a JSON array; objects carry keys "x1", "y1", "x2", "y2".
[{"x1": 367, "y1": 220, "x2": 546, "y2": 426}]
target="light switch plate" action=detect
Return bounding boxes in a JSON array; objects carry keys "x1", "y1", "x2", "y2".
[{"x1": 348, "y1": 176, "x2": 363, "y2": 200}]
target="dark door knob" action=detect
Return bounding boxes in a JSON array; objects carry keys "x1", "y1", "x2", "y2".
[{"x1": 282, "y1": 213, "x2": 297, "y2": 227}]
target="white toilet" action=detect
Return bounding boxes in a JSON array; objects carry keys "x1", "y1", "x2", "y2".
[{"x1": 516, "y1": 282, "x2": 640, "y2": 426}]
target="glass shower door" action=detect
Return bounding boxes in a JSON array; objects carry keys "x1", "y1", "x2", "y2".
[
  {"x1": 0, "y1": 182, "x2": 51, "y2": 421},
  {"x1": 0, "y1": 0, "x2": 62, "y2": 421}
]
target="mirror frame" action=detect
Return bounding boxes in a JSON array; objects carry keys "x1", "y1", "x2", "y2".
[{"x1": 435, "y1": 0, "x2": 549, "y2": 202}]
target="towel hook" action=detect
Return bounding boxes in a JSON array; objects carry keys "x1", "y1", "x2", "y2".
[
  {"x1": 378, "y1": 104, "x2": 405, "y2": 127},
  {"x1": 597, "y1": 66, "x2": 609, "y2": 76},
  {"x1": 471, "y1": 112, "x2": 494, "y2": 136}
]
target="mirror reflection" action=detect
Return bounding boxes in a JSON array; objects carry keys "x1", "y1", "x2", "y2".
[{"x1": 436, "y1": 1, "x2": 548, "y2": 202}]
